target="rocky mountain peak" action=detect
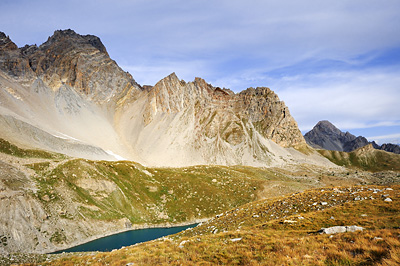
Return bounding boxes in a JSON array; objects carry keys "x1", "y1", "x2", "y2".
[
  {"x1": 0, "y1": 31, "x2": 18, "y2": 52},
  {"x1": 305, "y1": 120, "x2": 400, "y2": 154},
  {"x1": 41, "y1": 29, "x2": 108, "y2": 55},
  {"x1": 305, "y1": 120, "x2": 369, "y2": 152},
  {"x1": 0, "y1": 29, "x2": 140, "y2": 104},
  {"x1": 313, "y1": 120, "x2": 342, "y2": 135}
]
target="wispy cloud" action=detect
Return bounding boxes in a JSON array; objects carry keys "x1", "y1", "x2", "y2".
[{"x1": 367, "y1": 133, "x2": 400, "y2": 145}]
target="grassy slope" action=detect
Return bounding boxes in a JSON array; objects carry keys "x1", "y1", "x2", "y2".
[
  {"x1": 0, "y1": 138, "x2": 335, "y2": 251},
  {"x1": 0, "y1": 138, "x2": 65, "y2": 159},
  {"x1": 2, "y1": 138, "x2": 400, "y2": 265},
  {"x1": 43, "y1": 185, "x2": 400, "y2": 266},
  {"x1": 0, "y1": 137, "x2": 269, "y2": 225},
  {"x1": 318, "y1": 145, "x2": 400, "y2": 172},
  {"x1": 33, "y1": 159, "x2": 271, "y2": 224}
]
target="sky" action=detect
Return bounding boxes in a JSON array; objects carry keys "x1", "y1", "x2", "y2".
[{"x1": 1, "y1": 0, "x2": 400, "y2": 144}]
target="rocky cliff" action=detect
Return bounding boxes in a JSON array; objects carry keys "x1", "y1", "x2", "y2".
[
  {"x1": 115, "y1": 72, "x2": 310, "y2": 166},
  {"x1": 0, "y1": 29, "x2": 324, "y2": 167}
]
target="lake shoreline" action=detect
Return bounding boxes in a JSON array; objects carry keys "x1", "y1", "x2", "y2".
[{"x1": 47, "y1": 217, "x2": 210, "y2": 254}]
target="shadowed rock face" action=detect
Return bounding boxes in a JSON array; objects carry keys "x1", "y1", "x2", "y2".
[
  {"x1": 0, "y1": 29, "x2": 317, "y2": 167},
  {"x1": 304, "y1": 120, "x2": 369, "y2": 152},
  {"x1": 305, "y1": 120, "x2": 400, "y2": 154},
  {"x1": 379, "y1": 143, "x2": 400, "y2": 154}
]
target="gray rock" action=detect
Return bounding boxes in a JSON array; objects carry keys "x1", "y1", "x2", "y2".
[{"x1": 319, "y1": 225, "x2": 364, "y2": 234}]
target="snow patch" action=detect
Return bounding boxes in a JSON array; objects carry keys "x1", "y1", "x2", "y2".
[
  {"x1": 53, "y1": 132, "x2": 82, "y2": 142},
  {"x1": 106, "y1": 150, "x2": 127, "y2": 161}
]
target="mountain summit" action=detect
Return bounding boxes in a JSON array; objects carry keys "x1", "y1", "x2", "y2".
[
  {"x1": 304, "y1": 120, "x2": 400, "y2": 154},
  {"x1": 304, "y1": 120, "x2": 369, "y2": 152},
  {"x1": 0, "y1": 30, "x2": 329, "y2": 167}
]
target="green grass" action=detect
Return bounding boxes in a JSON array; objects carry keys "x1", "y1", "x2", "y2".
[
  {"x1": 41, "y1": 185, "x2": 400, "y2": 266},
  {"x1": 318, "y1": 147, "x2": 400, "y2": 172},
  {"x1": 0, "y1": 138, "x2": 65, "y2": 159},
  {"x1": 28, "y1": 159, "x2": 274, "y2": 226}
]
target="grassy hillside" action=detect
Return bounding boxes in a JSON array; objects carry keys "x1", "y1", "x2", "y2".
[
  {"x1": 1, "y1": 138, "x2": 400, "y2": 264},
  {"x1": 3, "y1": 137, "x2": 359, "y2": 256},
  {"x1": 318, "y1": 144, "x2": 400, "y2": 172},
  {"x1": 0, "y1": 138, "x2": 65, "y2": 159},
  {"x1": 30, "y1": 159, "x2": 273, "y2": 225},
  {"x1": 39, "y1": 185, "x2": 400, "y2": 265}
]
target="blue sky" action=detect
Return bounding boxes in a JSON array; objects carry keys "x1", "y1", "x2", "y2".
[{"x1": 1, "y1": 0, "x2": 400, "y2": 144}]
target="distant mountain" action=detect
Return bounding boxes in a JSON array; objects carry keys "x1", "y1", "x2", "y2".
[
  {"x1": 379, "y1": 143, "x2": 400, "y2": 154},
  {"x1": 304, "y1": 120, "x2": 369, "y2": 152},
  {"x1": 304, "y1": 120, "x2": 400, "y2": 154}
]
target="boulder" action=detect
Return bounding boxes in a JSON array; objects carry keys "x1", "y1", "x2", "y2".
[{"x1": 319, "y1": 225, "x2": 364, "y2": 234}]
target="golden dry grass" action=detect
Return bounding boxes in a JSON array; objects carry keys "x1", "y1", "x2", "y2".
[{"x1": 30, "y1": 185, "x2": 400, "y2": 266}]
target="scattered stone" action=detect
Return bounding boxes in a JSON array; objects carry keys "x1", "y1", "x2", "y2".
[
  {"x1": 384, "y1": 198, "x2": 393, "y2": 202},
  {"x1": 373, "y1": 237, "x2": 383, "y2": 241},
  {"x1": 178, "y1": 240, "x2": 190, "y2": 248},
  {"x1": 283, "y1": 220, "x2": 297, "y2": 224},
  {"x1": 230, "y1": 238, "x2": 242, "y2": 242},
  {"x1": 252, "y1": 215, "x2": 259, "y2": 218},
  {"x1": 319, "y1": 225, "x2": 364, "y2": 235},
  {"x1": 320, "y1": 202, "x2": 328, "y2": 205},
  {"x1": 42, "y1": 195, "x2": 50, "y2": 202},
  {"x1": 385, "y1": 188, "x2": 394, "y2": 191},
  {"x1": 212, "y1": 179, "x2": 217, "y2": 182},
  {"x1": 346, "y1": 225, "x2": 365, "y2": 232}
]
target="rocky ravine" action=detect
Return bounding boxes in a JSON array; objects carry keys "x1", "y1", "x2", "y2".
[{"x1": 0, "y1": 29, "x2": 331, "y2": 167}]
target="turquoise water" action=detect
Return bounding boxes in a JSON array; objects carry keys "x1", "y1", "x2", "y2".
[{"x1": 53, "y1": 224, "x2": 196, "y2": 253}]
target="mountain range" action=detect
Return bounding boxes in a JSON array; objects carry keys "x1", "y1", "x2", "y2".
[
  {"x1": 0, "y1": 29, "x2": 330, "y2": 168},
  {"x1": 1, "y1": 30, "x2": 400, "y2": 260},
  {"x1": 304, "y1": 120, "x2": 400, "y2": 154}
]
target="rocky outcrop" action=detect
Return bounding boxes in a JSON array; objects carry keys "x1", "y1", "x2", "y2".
[
  {"x1": 318, "y1": 225, "x2": 364, "y2": 234},
  {"x1": 0, "y1": 29, "x2": 141, "y2": 105},
  {"x1": 0, "y1": 32, "x2": 18, "y2": 52}
]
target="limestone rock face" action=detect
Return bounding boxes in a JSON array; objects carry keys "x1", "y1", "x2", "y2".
[
  {"x1": 145, "y1": 73, "x2": 304, "y2": 148},
  {"x1": 115, "y1": 72, "x2": 308, "y2": 166},
  {"x1": 0, "y1": 30, "x2": 324, "y2": 167}
]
